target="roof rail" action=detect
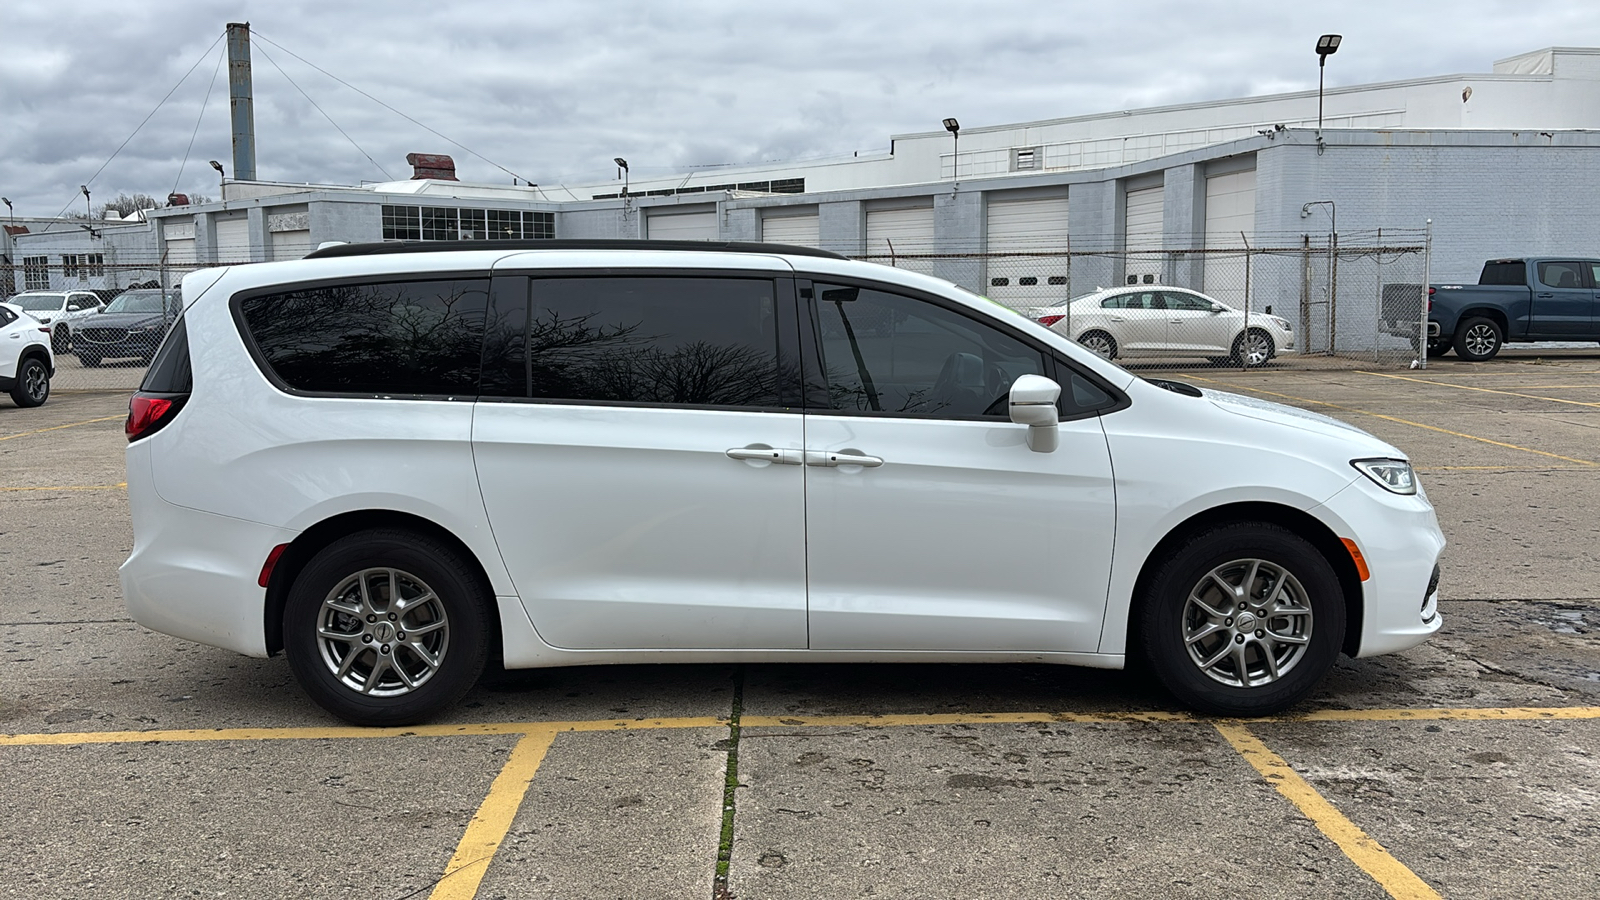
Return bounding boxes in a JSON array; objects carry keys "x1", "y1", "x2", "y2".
[{"x1": 304, "y1": 239, "x2": 848, "y2": 261}]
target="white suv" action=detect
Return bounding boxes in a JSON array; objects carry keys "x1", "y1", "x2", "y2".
[
  {"x1": 121, "y1": 240, "x2": 1444, "y2": 725},
  {"x1": 0, "y1": 301, "x2": 54, "y2": 407},
  {"x1": 9, "y1": 289, "x2": 104, "y2": 353}
]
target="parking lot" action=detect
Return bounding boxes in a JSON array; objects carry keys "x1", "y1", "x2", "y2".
[{"x1": 4, "y1": 350, "x2": 1599, "y2": 899}]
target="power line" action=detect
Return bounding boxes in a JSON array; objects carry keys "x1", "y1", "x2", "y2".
[
  {"x1": 252, "y1": 41, "x2": 394, "y2": 182},
  {"x1": 39, "y1": 30, "x2": 228, "y2": 232},
  {"x1": 251, "y1": 29, "x2": 532, "y2": 186},
  {"x1": 173, "y1": 44, "x2": 229, "y2": 198}
]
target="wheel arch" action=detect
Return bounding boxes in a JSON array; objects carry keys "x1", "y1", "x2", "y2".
[
  {"x1": 1456, "y1": 307, "x2": 1508, "y2": 336},
  {"x1": 263, "y1": 509, "x2": 502, "y2": 658},
  {"x1": 19, "y1": 345, "x2": 55, "y2": 375},
  {"x1": 1127, "y1": 501, "x2": 1364, "y2": 658}
]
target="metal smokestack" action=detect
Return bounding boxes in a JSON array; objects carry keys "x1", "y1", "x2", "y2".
[{"x1": 226, "y1": 22, "x2": 257, "y2": 182}]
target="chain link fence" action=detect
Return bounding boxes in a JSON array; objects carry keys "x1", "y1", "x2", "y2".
[
  {"x1": 851, "y1": 230, "x2": 1432, "y2": 372},
  {"x1": 16, "y1": 234, "x2": 1431, "y2": 392}
]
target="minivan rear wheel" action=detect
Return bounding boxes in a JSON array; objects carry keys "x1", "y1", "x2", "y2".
[
  {"x1": 1138, "y1": 522, "x2": 1344, "y2": 716},
  {"x1": 283, "y1": 529, "x2": 490, "y2": 726}
]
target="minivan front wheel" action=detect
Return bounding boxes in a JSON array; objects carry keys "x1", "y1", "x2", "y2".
[
  {"x1": 1139, "y1": 522, "x2": 1344, "y2": 716},
  {"x1": 284, "y1": 530, "x2": 490, "y2": 725}
]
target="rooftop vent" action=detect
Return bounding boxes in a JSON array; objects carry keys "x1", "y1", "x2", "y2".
[{"x1": 407, "y1": 153, "x2": 459, "y2": 181}]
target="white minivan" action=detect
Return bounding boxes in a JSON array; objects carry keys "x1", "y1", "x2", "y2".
[{"x1": 120, "y1": 241, "x2": 1443, "y2": 725}]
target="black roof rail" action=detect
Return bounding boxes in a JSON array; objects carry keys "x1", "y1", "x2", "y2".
[{"x1": 304, "y1": 239, "x2": 848, "y2": 261}]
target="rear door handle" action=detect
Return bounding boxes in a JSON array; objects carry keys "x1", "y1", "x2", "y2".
[
  {"x1": 805, "y1": 450, "x2": 884, "y2": 468},
  {"x1": 726, "y1": 445, "x2": 803, "y2": 465},
  {"x1": 1108, "y1": 316, "x2": 1126, "y2": 322}
]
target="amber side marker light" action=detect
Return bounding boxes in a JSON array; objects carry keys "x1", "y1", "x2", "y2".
[{"x1": 1340, "y1": 538, "x2": 1371, "y2": 581}]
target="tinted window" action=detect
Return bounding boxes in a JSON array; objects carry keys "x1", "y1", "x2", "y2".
[
  {"x1": 1164, "y1": 291, "x2": 1214, "y2": 311},
  {"x1": 141, "y1": 318, "x2": 193, "y2": 394},
  {"x1": 1538, "y1": 261, "x2": 1586, "y2": 290},
  {"x1": 240, "y1": 278, "x2": 489, "y2": 396},
  {"x1": 1479, "y1": 261, "x2": 1526, "y2": 286},
  {"x1": 0, "y1": 307, "x2": 15, "y2": 326},
  {"x1": 811, "y1": 284, "x2": 1046, "y2": 418},
  {"x1": 521, "y1": 276, "x2": 783, "y2": 408}
]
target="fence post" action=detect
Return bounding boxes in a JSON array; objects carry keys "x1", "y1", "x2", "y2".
[
  {"x1": 1301, "y1": 236, "x2": 1312, "y2": 353},
  {"x1": 1329, "y1": 231, "x2": 1339, "y2": 355},
  {"x1": 1419, "y1": 219, "x2": 1433, "y2": 371},
  {"x1": 1240, "y1": 233, "x2": 1252, "y2": 370}
]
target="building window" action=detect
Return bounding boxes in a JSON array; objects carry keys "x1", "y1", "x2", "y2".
[
  {"x1": 23, "y1": 256, "x2": 49, "y2": 290},
  {"x1": 382, "y1": 205, "x2": 421, "y2": 241},
  {"x1": 421, "y1": 207, "x2": 459, "y2": 241},
  {"x1": 486, "y1": 209, "x2": 522, "y2": 240},
  {"x1": 769, "y1": 178, "x2": 805, "y2": 194},
  {"x1": 85, "y1": 253, "x2": 104, "y2": 277},
  {"x1": 524, "y1": 211, "x2": 555, "y2": 239},
  {"x1": 459, "y1": 209, "x2": 486, "y2": 240},
  {"x1": 62, "y1": 255, "x2": 79, "y2": 278}
]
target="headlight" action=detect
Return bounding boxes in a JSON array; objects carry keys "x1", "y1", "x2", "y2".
[
  {"x1": 1352, "y1": 458, "x2": 1416, "y2": 495},
  {"x1": 1270, "y1": 316, "x2": 1292, "y2": 331}
]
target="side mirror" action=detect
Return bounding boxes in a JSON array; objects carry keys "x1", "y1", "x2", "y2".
[
  {"x1": 1264, "y1": 304, "x2": 1274, "y2": 315},
  {"x1": 1008, "y1": 374, "x2": 1060, "y2": 453},
  {"x1": 1210, "y1": 303, "x2": 1226, "y2": 313}
]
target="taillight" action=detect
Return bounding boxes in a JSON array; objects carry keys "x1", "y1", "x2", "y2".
[
  {"x1": 126, "y1": 392, "x2": 187, "y2": 442},
  {"x1": 1037, "y1": 314, "x2": 1065, "y2": 327}
]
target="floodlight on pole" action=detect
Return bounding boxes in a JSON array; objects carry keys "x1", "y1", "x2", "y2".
[
  {"x1": 1, "y1": 196, "x2": 12, "y2": 227},
  {"x1": 943, "y1": 118, "x2": 960, "y2": 185},
  {"x1": 1315, "y1": 34, "x2": 1342, "y2": 151},
  {"x1": 79, "y1": 184, "x2": 92, "y2": 218},
  {"x1": 614, "y1": 157, "x2": 629, "y2": 197}
]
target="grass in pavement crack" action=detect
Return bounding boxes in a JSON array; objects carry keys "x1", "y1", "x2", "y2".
[{"x1": 712, "y1": 668, "x2": 744, "y2": 900}]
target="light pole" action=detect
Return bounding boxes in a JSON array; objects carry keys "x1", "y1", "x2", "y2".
[
  {"x1": 209, "y1": 160, "x2": 226, "y2": 204},
  {"x1": 80, "y1": 185, "x2": 92, "y2": 219},
  {"x1": 614, "y1": 158, "x2": 629, "y2": 198},
  {"x1": 943, "y1": 118, "x2": 960, "y2": 185},
  {"x1": 1315, "y1": 34, "x2": 1341, "y2": 152},
  {"x1": 1, "y1": 196, "x2": 12, "y2": 228}
]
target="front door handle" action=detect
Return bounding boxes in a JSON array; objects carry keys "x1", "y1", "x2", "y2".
[
  {"x1": 726, "y1": 445, "x2": 803, "y2": 465},
  {"x1": 805, "y1": 450, "x2": 884, "y2": 468}
]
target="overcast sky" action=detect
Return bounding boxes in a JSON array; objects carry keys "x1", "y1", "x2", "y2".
[{"x1": 2, "y1": 0, "x2": 1597, "y2": 216}]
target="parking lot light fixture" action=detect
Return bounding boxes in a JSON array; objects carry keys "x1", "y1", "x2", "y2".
[
  {"x1": 614, "y1": 158, "x2": 629, "y2": 198},
  {"x1": 943, "y1": 118, "x2": 960, "y2": 184},
  {"x1": 80, "y1": 185, "x2": 91, "y2": 218},
  {"x1": 1315, "y1": 34, "x2": 1342, "y2": 146}
]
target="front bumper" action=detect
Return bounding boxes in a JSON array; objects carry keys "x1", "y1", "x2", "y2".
[{"x1": 1313, "y1": 476, "x2": 1446, "y2": 657}]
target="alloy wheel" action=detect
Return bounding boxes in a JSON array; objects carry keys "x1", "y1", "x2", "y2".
[
  {"x1": 1182, "y1": 558, "x2": 1312, "y2": 688},
  {"x1": 315, "y1": 567, "x2": 450, "y2": 697}
]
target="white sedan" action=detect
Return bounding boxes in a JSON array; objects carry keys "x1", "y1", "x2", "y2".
[{"x1": 1032, "y1": 286, "x2": 1296, "y2": 367}]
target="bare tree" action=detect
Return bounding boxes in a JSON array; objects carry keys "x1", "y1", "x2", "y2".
[{"x1": 94, "y1": 192, "x2": 165, "y2": 219}]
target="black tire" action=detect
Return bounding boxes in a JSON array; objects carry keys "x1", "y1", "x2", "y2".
[
  {"x1": 1077, "y1": 330, "x2": 1117, "y2": 360},
  {"x1": 1452, "y1": 317, "x2": 1503, "y2": 362},
  {"x1": 1138, "y1": 522, "x2": 1345, "y2": 716},
  {"x1": 78, "y1": 352, "x2": 102, "y2": 368},
  {"x1": 1231, "y1": 329, "x2": 1275, "y2": 367},
  {"x1": 9, "y1": 357, "x2": 50, "y2": 408},
  {"x1": 51, "y1": 326, "x2": 69, "y2": 354},
  {"x1": 283, "y1": 529, "x2": 491, "y2": 726}
]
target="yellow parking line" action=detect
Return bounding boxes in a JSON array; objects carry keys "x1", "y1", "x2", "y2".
[
  {"x1": 0, "y1": 482, "x2": 127, "y2": 492},
  {"x1": 1292, "y1": 706, "x2": 1600, "y2": 722},
  {"x1": 0, "y1": 414, "x2": 124, "y2": 442},
  {"x1": 0, "y1": 717, "x2": 728, "y2": 746},
  {"x1": 1216, "y1": 723, "x2": 1441, "y2": 899},
  {"x1": 429, "y1": 728, "x2": 557, "y2": 900},
  {"x1": 1358, "y1": 371, "x2": 1600, "y2": 408},
  {"x1": 1182, "y1": 377, "x2": 1600, "y2": 468},
  {"x1": 740, "y1": 711, "x2": 1195, "y2": 727}
]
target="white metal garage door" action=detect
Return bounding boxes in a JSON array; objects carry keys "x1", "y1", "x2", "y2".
[
  {"x1": 985, "y1": 196, "x2": 1069, "y2": 309},
  {"x1": 271, "y1": 230, "x2": 313, "y2": 261},
  {"x1": 864, "y1": 206, "x2": 938, "y2": 277},
  {"x1": 1124, "y1": 185, "x2": 1164, "y2": 284},
  {"x1": 163, "y1": 221, "x2": 197, "y2": 268},
  {"x1": 1203, "y1": 169, "x2": 1257, "y2": 308},
  {"x1": 214, "y1": 217, "x2": 251, "y2": 263},
  {"x1": 761, "y1": 212, "x2": 820, "y2": 248},
  {"x1": 646, "y1": 209, "x2": 719, "y2": 240}
]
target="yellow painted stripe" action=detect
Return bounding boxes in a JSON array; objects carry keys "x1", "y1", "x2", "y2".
[
  {"x1": 5, "y1": 707, "x2": 1599, "y2": 748},
  {"x1": 428, "y1": 729, "x2": 557, "y2": 900},
  {"x1": 1183, "y1": 376, "x2": 1600, "y2": 467},
  {"x1": 0, "y1": 414, "x2": 124, "y2": 442},
  {"x1": 1415, "y1": 465, "x2": 1592, "y2": 472},
  {"x1": 0, "y1": 482, "x2": 127, "y2": 492},
  {"x1": 1358, "y1": 370, "x2": 1600, "y2": 408},
  {"x1": 1216, "y1": 723, "x2": 1441, "y2": 900}
]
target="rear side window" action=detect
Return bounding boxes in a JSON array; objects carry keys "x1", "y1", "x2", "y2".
[
  {"x1": 239, "y1": 278, "x2": 489, "y2": 396},
  {"x1": 141, "y1": 317, "x2": 193, "y2": 394},
  {"x1": 520, "y1": 276, "x2": 784, "y2": 408},
  {"x1": 1479, "y1": 261, "x2": 1526, "y2": 286},
  {"x1": 0, "y1": 307, "x2": 15, "y2": 326}
]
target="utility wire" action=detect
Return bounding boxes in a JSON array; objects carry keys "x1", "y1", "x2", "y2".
[
  {"x1": 253, "y1": 41, "x2": 394, "y2": 181},
  {"x1": 250, "y1": 29, "x2": 534, "y2": 187},
  {"x1": 39, "y1": 30, "x2": 227, "y2": 232},
  {"x1": 173, "y1": 44, "x2": 229, "y2": 199}
]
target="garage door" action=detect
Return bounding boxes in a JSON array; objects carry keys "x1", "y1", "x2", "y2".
[
  {"x1": 1124, "y1": 185, "x2": 1164, "y2": 284},
  {"x1": 985, "y1": 195, "x2": 1069, "y2": 310},
  {"x1": 1203, "y1": 169, "x2": 1256, "y2": 308},
  {"x1": 646, "y1": 209, "x2": 719, "y2": 240},
  {"x1": 865, "y1": 206, "x2": 938, "y2": 277},
  {"x1": 761, "y1": 212, "x2": 820, "y2": 248},
  {"x1": 214, "y1": 217, "x2": 251, "y2": 263},
  {"x1": 163, "y1": 221, "x2": 197, "y2": 268},
  {"x1": 271, "y1": 230, "x2": 313, "y2": 261}
]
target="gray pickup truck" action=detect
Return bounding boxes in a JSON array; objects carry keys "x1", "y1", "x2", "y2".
[{"x1": 1382, "y1": 258, "x2": 1600, "y2": 361}]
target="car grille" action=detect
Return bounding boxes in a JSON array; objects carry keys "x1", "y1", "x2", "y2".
[{"x1": 81, "y1": 328, "x2": 131, "y2": 343}]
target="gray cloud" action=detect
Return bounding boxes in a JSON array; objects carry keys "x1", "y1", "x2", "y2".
[{"x1": 3, "y1": 0, "x2": 1597, "y2": 214}]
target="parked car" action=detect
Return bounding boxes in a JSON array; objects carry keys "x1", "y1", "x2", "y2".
[
  {"x1": 1030, "y1": 286, "x2": 1296, "y2": 367},
  {"x1": 121, "y1": 240, "x2": 1442, "y2": 726},
  {"x1": 8, "y1": 290, "x2": 104, "y2": 353},
  {"x1": 0, "y1": 301, "x2": 55, "y2": 407},
  {"x1": 73, "y1": 289, "x2": 182, "y2": 367},
  {"x1": 1381, "y1": 258, "x2": 1600, "y2": 361}
]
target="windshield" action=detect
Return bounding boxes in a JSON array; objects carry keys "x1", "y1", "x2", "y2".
[
  {"x1": 16, "y1": 293, "x2": 65, "y2": 312},
  {"x1": 105, "y1": 291, "x2": 178, "y2": 315}
]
